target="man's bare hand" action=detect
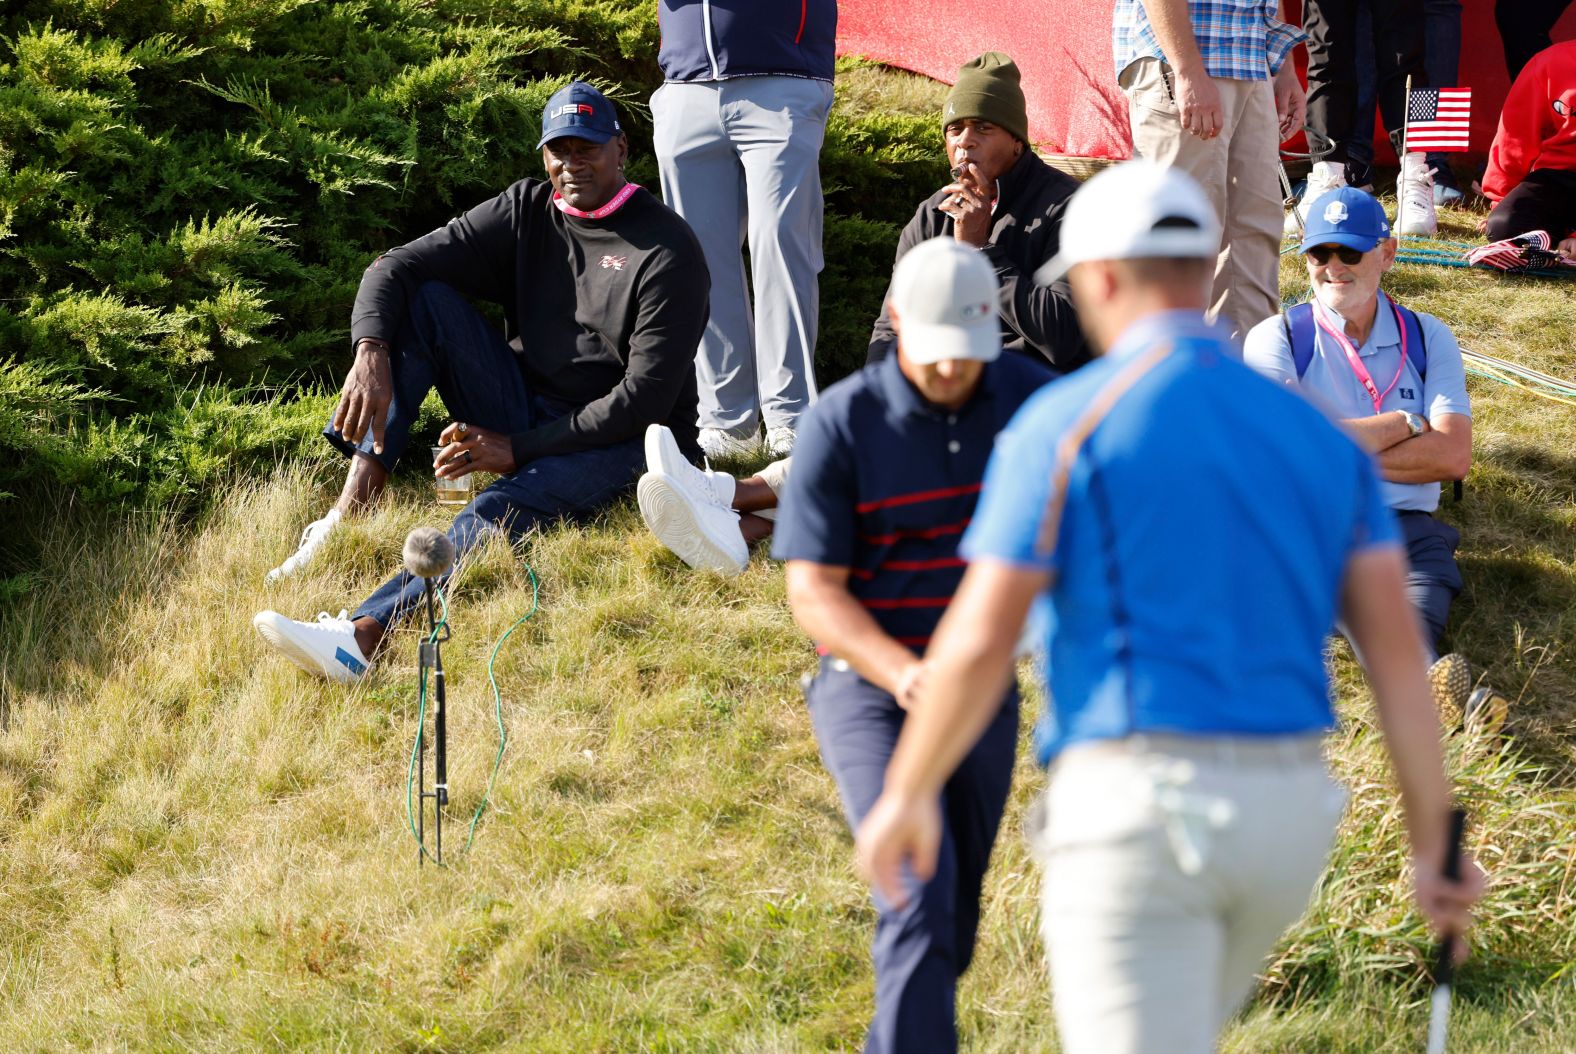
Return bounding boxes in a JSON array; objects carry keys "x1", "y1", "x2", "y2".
[
  {"x1": 1174, "y1": 67, "x2": 1225, "y2": 140},
  {"x1": 938, "y1": 161, "x2": 996, "y2": 247},
  {"x1": 1414, "y1": 850, "x2": 1486, "y2": 964},
  {"x1": 856, "y1": 790, "x2": 941, "y2": 910},
  {"x1": 435, "y1": 420, "x2": 517, "y2": 479},
  {"x1": 1558, "y1": 237, "x2": 1576, "y2": 261},
  {"x1": 1273, "y1": 62, "x2": 1306, "y2": 143},
  {"x1": 894, "y1": 660, "x2": 928, "y2": 711},
  {"x1": 332, "y1": 341, "x2": 394, "y2": 453}
]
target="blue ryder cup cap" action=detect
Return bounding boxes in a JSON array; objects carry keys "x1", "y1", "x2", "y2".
[
  {"x1": 537, "y1": 81, "x2": 622, "y2": 149},
  {"x1": 1299, "y1": 186, "x2": 1391, "y2": 254}
]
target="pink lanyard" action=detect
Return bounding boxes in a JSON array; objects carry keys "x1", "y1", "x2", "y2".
[
  {"x1": 1311, "y1": 295, "x2": 1409, "y2": 414},
  {"x1": 552, "y1": 182, "x2": 640, "y2": 219}
]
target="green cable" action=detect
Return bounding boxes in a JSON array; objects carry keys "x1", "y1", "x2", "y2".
[
  {"x1": 464, "y1": 563, "x2": 539, "y2": 854},
  {"x1": 404, "y1": 561, "x2": 542, "y2": 865}
]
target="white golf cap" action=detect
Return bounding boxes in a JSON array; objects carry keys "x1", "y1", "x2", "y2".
[
  {"x1": 1035, "y1": 160, "x2": 1221, "y2": 285},
  {"x1": 889, "y1": 238, "x2": 1002, "y2": 366}
]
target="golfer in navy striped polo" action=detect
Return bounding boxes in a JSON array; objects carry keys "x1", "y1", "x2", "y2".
[{"x1": 773, "y1": 238, "x2": 1056, "y2": 1053}]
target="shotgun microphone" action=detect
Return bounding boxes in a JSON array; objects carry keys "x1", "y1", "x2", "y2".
[
  {"x1": 403, "y1": 526, "x2": 456, "y2": 580},
  {"x1": 404, "y1": 526, "x2": 456, "y2": 867}
]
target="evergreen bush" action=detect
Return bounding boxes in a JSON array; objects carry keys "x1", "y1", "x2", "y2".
[{"x1": 0, "y1": 1, "x2": 947, "y2": 574}]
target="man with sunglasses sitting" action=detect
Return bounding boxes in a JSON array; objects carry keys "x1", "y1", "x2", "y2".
[{"x1": 1244, "y1": 187, "x2": 1499, "y2": 732}]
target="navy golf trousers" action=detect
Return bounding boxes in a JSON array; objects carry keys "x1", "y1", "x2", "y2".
[
  {"x1": 322, "y1": 282, "x2": 645, "y2": 628},
  {"x1": 806, "y1": 659, "x2": 1018, "y2": 1054}
]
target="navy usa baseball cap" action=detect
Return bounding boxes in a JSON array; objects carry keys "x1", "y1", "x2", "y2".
[
  {"x1": 1299, "y1": 186, "x2": 1392, "y2": 254},
  {"x1": 537, "y1": 81, "x2": 622, "y2": 149}
]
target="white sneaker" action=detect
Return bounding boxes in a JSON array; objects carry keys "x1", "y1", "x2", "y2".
[
  {"x1": 253, "y1": 609, "x2": 370, "y2": 684},
  {"x1": 1397, "y1": 152, "x2": 1438, "y2": 237},
  {"x1": 636, "y1": 470, "x2": 749, "y2": 575},
  {"x1": 764, "y1": 426, "x2": 796, "y2": 458},
  {"x1": 697, "y1": 426, "x2": 758, "y2": 460},
  {"x1": 645, "y1": 424, "x2": 735, "y2": 507},
  {"x1": 1289, "y1": 160, "x2": 1349, "y2": 233},
  {"x1": 266, "y1": 507, "x2": 342, "y2": 583}
]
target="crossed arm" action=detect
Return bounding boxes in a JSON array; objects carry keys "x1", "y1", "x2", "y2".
[{"x1": 1341, "y1": 412, "x2": 1472, "y2": 484}]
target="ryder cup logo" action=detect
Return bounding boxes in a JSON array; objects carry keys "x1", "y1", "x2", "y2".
[{"x1": 1323, "y1": 200, "x2": 1350, "y2": 225}]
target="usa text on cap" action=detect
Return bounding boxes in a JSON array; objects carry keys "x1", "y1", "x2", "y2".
[{"x1": 538, "y1": 81, "x2": 622, "y2": 149}]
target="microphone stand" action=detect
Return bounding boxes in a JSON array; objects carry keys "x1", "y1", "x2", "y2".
[{"x1": 417, "y1": 576, "x2": 451, "y2": 866}]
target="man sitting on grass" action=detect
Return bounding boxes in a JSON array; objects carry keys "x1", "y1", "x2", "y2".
[
  {"x1": 1244, "y1": 186, "x2": 1507, "y2": 734},
  {"x1": 1481, "y1": 38, "x2": 1576, "y2": 260},
  {"x1": 777, "y1": 238, "x2": 1053, "y2": 1052},
  {"x1": 253, "y1": 82, "x2": 708, "y2": 683}
]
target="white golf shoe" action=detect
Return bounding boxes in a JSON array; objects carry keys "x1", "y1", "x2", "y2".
[
  {"x1": 253, "y1": 609, "x2": 371, "y2": 684},
  {"x1": 1289, "y1": 160, "x2": 1349, "y2": 234},
  {"x1": 636, "y1": 454, "x2": 748, "y2": 577},
  {"x1": 266, "y1": 507, "x2": 342, "y2": 583},
  {"x1": 697, "y1": 426, "x2": 758, "y2": 461},
  {"x1": 1397, "y1": 152, "x2": 1439, "y2": 237}
]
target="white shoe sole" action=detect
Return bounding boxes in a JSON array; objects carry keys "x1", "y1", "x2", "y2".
[
  {"x1": 636, "y1": 472, "x2": 747, "y2": 576},
  {"x1": 253, "y1": 612, "x2": 365, "y2": 684}
]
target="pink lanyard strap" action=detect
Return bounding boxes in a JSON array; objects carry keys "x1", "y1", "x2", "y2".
[
  {"x1": 1311, "y1": 295, "x2": 1409, "y2": 414},
  {"x1": 552, "y1": 182, "x2": 641, "y2": 219}
]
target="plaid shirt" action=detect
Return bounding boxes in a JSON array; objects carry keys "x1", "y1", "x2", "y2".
[{"x1": 1113, "y1": 0, "x2": 1306, "y2": 81}]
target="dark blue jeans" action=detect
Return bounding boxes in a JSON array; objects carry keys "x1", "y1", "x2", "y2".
[
  {"x1": 1346, "y1": 0, "x2": 1460, "y2": 180},
  {"x1": 1341, "y1": 509, "x2": 1461, "y2": 665},
  {"x1": 806, "y1": 659, "x2": 1018, "y2": 1054},
  {"x1": 324, "y1": 282, "x2": 645, "y2": 628}
]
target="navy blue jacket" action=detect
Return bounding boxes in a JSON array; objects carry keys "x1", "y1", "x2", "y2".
[{"x1": 657, "y1": 0, "x2": 837, "y2": 83}]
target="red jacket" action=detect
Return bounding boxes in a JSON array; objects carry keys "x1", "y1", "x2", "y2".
[{"x1": 1483, "y1": 40, "x2": 1576, "y2": 203}]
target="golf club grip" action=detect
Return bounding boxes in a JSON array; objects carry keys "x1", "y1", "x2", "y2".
[{"x1": 1432, "y1": 807, "x2": 1468, "y2": 984}]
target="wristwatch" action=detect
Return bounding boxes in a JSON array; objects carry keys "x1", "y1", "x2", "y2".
[{"x1": 1400, "y1": 410, "x2": 1427, "y2": 437}]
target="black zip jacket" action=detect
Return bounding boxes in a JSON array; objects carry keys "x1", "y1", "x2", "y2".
[
  {"x1": 350, "y1": 181, "x2": 708, "y2": 466},
  {"x1": 867, "y1": 150, "x2": 1091, "y2": 374}
]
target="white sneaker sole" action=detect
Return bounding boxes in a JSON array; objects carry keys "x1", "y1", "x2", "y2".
[
  {"x1": 253, "y1": 612, "x2": 366, "y2": 685},
  {"x1": 636, "y1": 472, "x2": 747, "y2": 576}
]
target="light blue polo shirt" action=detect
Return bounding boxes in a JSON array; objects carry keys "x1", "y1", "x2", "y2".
[
  {"x1": 1242, "y1": 294, "x2": 1471, "y2": 512},
  {"x1": 962, "y1": 310, "x2": 1400, "y2": 766}
]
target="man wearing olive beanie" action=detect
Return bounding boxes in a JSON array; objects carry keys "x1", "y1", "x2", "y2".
[{"x1": 868, "y1": 53, "x2": 1091, "y2": 375}]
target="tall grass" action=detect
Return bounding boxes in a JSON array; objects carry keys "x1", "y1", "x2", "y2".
[{"x1": 1, "y1": 186, "x2": 1573, "y2": 1054}]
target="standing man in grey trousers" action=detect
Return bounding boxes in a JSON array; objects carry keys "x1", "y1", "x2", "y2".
[{"x1": 653, "y1": 0, "x2": 837, "y2": 460}]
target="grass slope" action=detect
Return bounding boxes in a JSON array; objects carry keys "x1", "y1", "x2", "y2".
[{"x1": 3, "y1": 200, "x2": 1575, "y2": 1052}]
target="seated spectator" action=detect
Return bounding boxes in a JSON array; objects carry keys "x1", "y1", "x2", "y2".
[
  {"x1": 1244, "y1": 187, "x2": 1507, "y2": 734},
  {"x1": 867, "y1": 52, "x2": 1091, "y2": 374},
  {"x1": 776, "y1": 238, "x2": 1054, "y2": 1052},
  {"x1": 1482, "y1": 39, "x2": 1576, "y2": 259},
  {"x1": 253, "y1": 82, "x2": 708, "y2": 682}
]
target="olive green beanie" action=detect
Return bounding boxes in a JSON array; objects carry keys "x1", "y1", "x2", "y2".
[{"x1": 943, "y1": 52, "x2": 1029, "y2": 145}]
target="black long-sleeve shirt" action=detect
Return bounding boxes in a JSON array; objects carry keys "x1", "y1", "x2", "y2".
[
  {"x1": 350, "y1": 179, "x2": 709, "y2": 465},
  {"x1": 867, "y1": 150, "x2": 1091, "y2": 374}
]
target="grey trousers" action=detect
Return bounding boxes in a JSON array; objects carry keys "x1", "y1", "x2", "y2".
[{"x1": 652, "y1": 76, "x2": 832, "y2": 436}]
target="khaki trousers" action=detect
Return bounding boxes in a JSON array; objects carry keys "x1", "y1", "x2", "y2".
[
  {"x1": 1122, "y1": 59, "x2": 1285, "y2": 344},
  {"x1": 1028, "y1": 734, "x2": 1346, "y2": 1054}
]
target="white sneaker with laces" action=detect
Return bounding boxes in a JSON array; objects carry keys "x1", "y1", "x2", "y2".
[
  {"x1": 637, "y1": 469, "x2": 749, "y2": 576},
  {"x1": 266, "y1": 507, "x2": 342, "y2": 583},
  {"x1": 764, "y1": 426, "x2": 796, "y2": 458},
  {"x1": 1289, "y1": 160, "x2": 1349, "y2": 233},
  {"x1": 645, "y1": 424, "x2": 735, "y2": 508},
  {"x1": 253, "y1": 609, "x2": 370, "y2": 684},
  {"x1": 1397, "y1": 151, "x2": 1438, "y2": 237},
  {"x1": 697, "y1": 426, "x2": 758, "y2": 460}
]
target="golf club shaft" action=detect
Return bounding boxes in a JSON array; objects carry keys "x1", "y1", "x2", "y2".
[{"x1": 1424, "y1": 808, "x2": 1468, "y2": 1054}]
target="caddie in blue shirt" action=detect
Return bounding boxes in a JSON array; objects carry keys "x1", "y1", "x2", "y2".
[
  {"x1": 854, "y1": 163, "x2": 1482, "y2": 1054},
  {"x1": 1244, "y1": 186, "x2": 1505, "y2": 733},
  {"x1": 773, "y1": 238, "x2": 1054, "y2": 1054}
]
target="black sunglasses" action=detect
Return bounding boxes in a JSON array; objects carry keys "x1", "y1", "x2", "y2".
[{"x1": 1305, "y1": 245, "x2": 1366, "y2": 266}]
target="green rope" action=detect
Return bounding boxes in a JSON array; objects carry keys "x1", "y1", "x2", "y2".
[{"x1": 464, "y1": 563, "x2": 539, "y2": 855}]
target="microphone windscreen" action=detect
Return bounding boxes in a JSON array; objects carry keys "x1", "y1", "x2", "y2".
[{"x1": 403, "y1": 527, "x2": 457, "y2": 579}]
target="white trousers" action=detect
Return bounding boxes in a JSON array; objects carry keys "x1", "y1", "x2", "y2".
[
  {"x1": 1029, "y1": 734, "x2": 1346, "y2": 1054},
  {"x1": 652, "y1": 77, "x2": 832, "y2": 437}
]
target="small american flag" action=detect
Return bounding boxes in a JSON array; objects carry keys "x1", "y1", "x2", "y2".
[{"x1": 1406, "y1": 87, "x2": 1472, "y2": 152}]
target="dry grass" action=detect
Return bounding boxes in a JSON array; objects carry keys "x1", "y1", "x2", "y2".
[{"x1": 1, "y1": 172, "x2": 1573, "y2": 1052}]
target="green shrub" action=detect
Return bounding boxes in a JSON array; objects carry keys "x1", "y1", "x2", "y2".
[{"x1": 0, "y1": 3, "x2": 945, "y2": 577}]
